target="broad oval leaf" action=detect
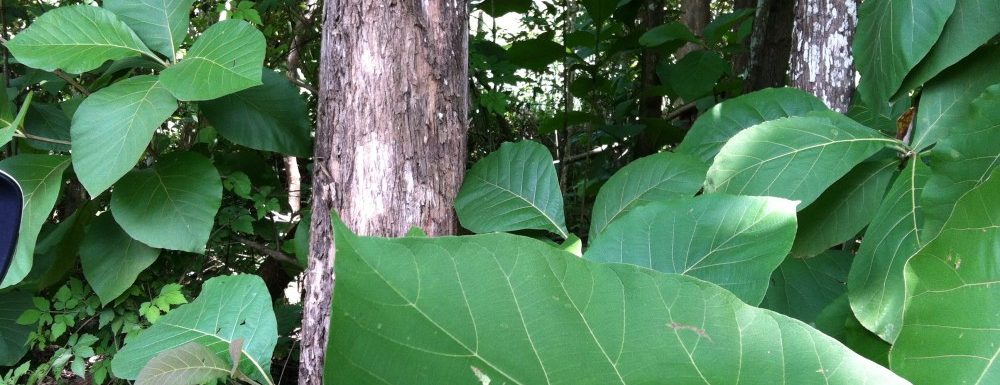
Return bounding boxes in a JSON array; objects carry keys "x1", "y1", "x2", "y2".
[
  {"x1": 854, "y1": 0, "x2": 955, "y2": 109},
  {"x1": 676, "y1": 87, "x2": 828, "y2": 163},
  {"x1": 705, "y1": 111, "x2": 900, "y2": 209},
  {"x1": 890, "y1": 167, "x2": 1000, "y2": 384},
  {"x1": 112, "y1": 275, "x2": 277, "y2": 384},
  {"x1": 638, "y1": 22, "x2": 698, "y2": 48},
  {"x1": 200, "y1": 69, "x2": 312, "y2": 157},
  {"x1": 791, "y1": 158, "x2": 898, "y2": 257},
  {"x1": 104, "y1": 0, "x2": 195, "y2": 60},
  {"x1": 5, "y1": 5, "x2": 155, "y2": 74},
  {"x1": 585, "y1": 194, "x2": 797, "y2": 304},
  {"x1": 0, "y1": 155, "x2": 70, "y2": 289},
  {"x1": 910, "y1": 46, "x2": 1000, "y2": 151},
  {"x1": 0, "y1": 291, "x2": 33, "y2": 366},
  {"x1": 455, "y1": 141, "x2": 568, "y2": 238},
  {"x1": 589, "y1": 151, "x2": 707, "y2": 240},
  {"x1": 666, "y1": 50, "x2": 727, "y2": 101},
  {"x1": 135, "y1": 342, "x2": 230, "y2": 385},
  {"x1": 848, "y1": 159, "x2": 930, "y2": 342},
  {"x1": 326, "y1": 223, "x2": 907, "y2": 384},
  {"x1": 921, "y1": 84, "x2": 1000, "y2": 239},
  {"x1": 506, "y1": 38, "x2": 564, "y2": 72},
  {"x1": 81, "y1": 215, "x2": 160, "y2": 305},
  {"x1": 894, "y1": 0, "x2": 1000, "y2": 98},
  {"x1": 160, "y1": 20, "x2": 264, "y2": 101},
  {"x1": 761, "y1": 250, "x2": 852, "y2": 324},
  {"x1": 579, "y1": 0, "x2": 616, "y2": 26},
  {"x1": 72, "y1": 75, "x2": 178, "y2": 196},
  {"x1": 111, "y1": 152, "x2": 222, "y2": 253}
]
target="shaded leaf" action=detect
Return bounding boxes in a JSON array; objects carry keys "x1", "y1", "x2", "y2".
[
  {"x1": 506, "y1": 38, "x2": 564, "y2": 72},
  {"x1": 638, "y1": 22, "x2": 698, "y2": 48},
  {"x1": 791, "y1": 158, "x2": 898, "y2": 257},
  {"x1": 586, "y1": 194, "x2": 797, "y2": 304},
  {"x1": 667, "y1": 50, "x2": 726, "y2": 101},
  {"x1": 761, "y1": 250, "x2": 852, "y2": 323},
  {"x1": 910, "y1": 46, "x2": 1000, "y2": 150},
  {"x1": 895, "y1": 0, "x2": 1000, "y2": 97},
  {"x1": 81, "y1": 215, "x2": 161, "y2": 305},
  {"x1": 455, "y1": 141, "x2": 568, "y2": 238},
  {"x1": 200, "y1": 69, "x2": 312, "y2": 157},
  {"x1": 848, "y1": 159, "x2": 930, "y2": 342},
  {"x1": 0, "y1": 291, "x2": 33, "y2": 366},
  {"x1": 111, "y1": 152, "x2": 222, "y2": 253}
]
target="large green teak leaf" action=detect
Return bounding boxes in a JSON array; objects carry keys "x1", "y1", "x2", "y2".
[
  {"x1": 589, "y1": 151, "x2": 706, "y2": 241},
  {"x1": 791, "y1": 158, "x2": 898, "y2": 257},
  {"x1": 586, "y1": 194, "x2": 797, "y2": 304},
  {"x1": 0, "y1": 155, "x2": 70, "y2": 289},
  {"x1": 921, "y1": 84, "x2": 1000, "y2": 239},
  {"x1": 326, "y1": 224, "x2": 908, "y2": 384},
  {"x1": 895, "y1": 0, "x2": 1000, "y2": 97},
  {"x1": 677, "y1": 88, "x2": 828, "y2": 163},
  {"x1": 848, "y1": 160, "x2": 930, "y2": 342},
  {"x1": 890, "y1": 168, "x2": 1000, "y2": 384},
  {"x1": 5, "y1": 5, "x2": 155, "y2": 74},
  {"x1": 761, "y1": 250, "x2": 852, "y2": 324},
  {"x1": 111, "y1": 152, "x2": 222, "y2": 253},
  {"x1": 0, "y1": 291, "x2": 33, "y2": 366},
  {"x1": 135, "y1": 342, "x2": 230, "y2": 385},
  {"x1": 81, "y1": 215, "x2": 161, "y2": 305},
  {"x1": 455, "y1": 141, "x2": 568, "y2": 238},
  {"x1": 112, "y1": 275, "x2": 277, "y2": 385},
  {"x1": 104, "y1": 0, "x2": 195, "y2": 59},
  {"x1": 705, "y1": 111, "x2": 899, "y2": 209},
  {"x1": 854, "y1": 0, "x2": 954, "y2": 110},
  {"x1": 200, "y1": 69, "x2": 312, "y2": 157},
  {"x1": 159, "y1": 20, "x2": 265, "y2": 101},
  {"x1": 910, "y1": 46, "x2": 1000, "y2": 150},
  {"x1": 72, "y1": 75, "x2": 178, "y2": 196}
]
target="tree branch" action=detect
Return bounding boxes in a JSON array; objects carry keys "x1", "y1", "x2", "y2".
[{"x1": 234, "y1": 236, "x2": 301, "y2": 266}]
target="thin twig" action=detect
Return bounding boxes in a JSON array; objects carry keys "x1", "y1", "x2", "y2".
[
  {"x1": 288, "y1": 76, "x2": 317, "y2": 94},
  {"x1": 14, "y1": 131, "x2": 70, "y2": 145},
  {"x1": 234, "y1": 236, "x2": 300, "y2": 266},
  {"x1": 53, "y1": 70, "x2": 90, "y2": 95}
]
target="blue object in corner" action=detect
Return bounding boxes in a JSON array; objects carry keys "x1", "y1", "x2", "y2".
[{"x1": 0, "y1": 169, "x2": 22, "y2": 282}]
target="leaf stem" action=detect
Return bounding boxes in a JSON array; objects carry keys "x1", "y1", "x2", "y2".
[{"x1": 14, "y1": 131, "x2": 70, "y2": 145}]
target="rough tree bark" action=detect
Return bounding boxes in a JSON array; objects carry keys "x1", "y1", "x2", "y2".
[
  {"x1": 677, "y1": 0, "x2": 712, "y2": 58},
  {"x1": 743, "y1": 0, "x2": 796, "y2": 92},
  {"x1": 299, "y1": 1, "x2": 469, "y2": 384},
  {"x1": 789, "y1": 0, "x2": 857, "y2": 112}
]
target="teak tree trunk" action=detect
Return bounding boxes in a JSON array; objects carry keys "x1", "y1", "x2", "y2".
[
  {"x1": 299, "y1": 1, "x2": 469, "y2": 384},
  {"x1": 677, "y1": 0, "x2": 712, "y2": 58},
  {"x1": 789, "y1": 0, "x2": 857, "y2": 112},
  {"x1": 743, "y1": 0, "x2": 796, "y2": 92}
]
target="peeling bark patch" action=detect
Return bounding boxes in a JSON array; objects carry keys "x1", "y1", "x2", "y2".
[{"x1": 790, "y1": 0, "x2": 857, "y2": 113}]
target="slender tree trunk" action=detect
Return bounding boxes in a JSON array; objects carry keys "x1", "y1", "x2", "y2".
[
  {"x1": 677, "y1": 0, "x2": 712, "y2": 58},
  {"x1": 789, "y1": 0, "x2": 857, "y2": 112},
  {"x1": 730, "y1": 0, "x2": 757, "y2": 78},
  {"x1": 743, "y1": 0, "x2": 796, "y2": 92},
  {"x1": 632, "y1": 0, "x2": 666, "y2": 158},
  {"x1": 299, "y1": 1, "x2": 469, "y2": 384}
]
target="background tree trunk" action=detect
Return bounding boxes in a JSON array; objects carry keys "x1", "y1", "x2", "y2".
[
  {"x1": 789, "y1": 0, "x2": 857, "y2": 112},
  {"x1": 299, "y1": 1, "x2": 469, "y2": 384},
  {"x1": 743, "y1": 0, "x2": 796, "y2": 92},
  {"x1": 677, "y1": 0, "x2": 712, "y2": 58},
  {"x1": 632, "y1": 0, "x2": 666, "y2": 157}
]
